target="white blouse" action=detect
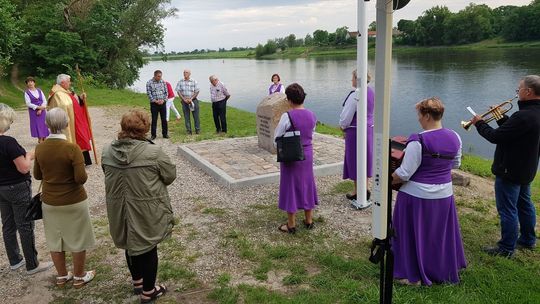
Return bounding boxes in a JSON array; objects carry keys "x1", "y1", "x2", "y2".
[
  {"x1": 339, "y1": 89, "x2": 357, "y2": 129},
  {"x1": 24, "y1": 89, "x2": 47, "y2": 111},
  {"x1": 273, "y1": 112, "x2": 316, "y2": 145}
]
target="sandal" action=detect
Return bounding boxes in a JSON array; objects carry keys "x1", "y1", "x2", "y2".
[
  {"x1": 278, "y1": 223, "x2": 296, "y2": 234},
  {"x1": 140, "y1": 284, "x2": 167, "y2": 303},
  {"x1": 73, "y1": 270, "x2": 96, "y2": 289},
  {"x1": 303, "y1": 220, "x2": 314, "y2": 230},
  {"x1": 133, "y1": 279, "x2": 143, "y2": 295},
  {"x1": 56, "y1": 271, "x2": 73, "y2": 287}
]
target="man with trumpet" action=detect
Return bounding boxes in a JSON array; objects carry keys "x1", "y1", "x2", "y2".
[{"x1": 470, "y1": 75, "x2": 540, "y2": 258}]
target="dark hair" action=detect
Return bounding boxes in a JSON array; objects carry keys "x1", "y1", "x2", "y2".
[
  {"x1": 118, "y1": 110, "x2": 151, "y2": 140},
  {"x1": 415, "y1": 97, "x2": 445, "y2": 121},
  {"x1": 271, "y1": 74, "x2": 280, "y2": 82},
  {"x1": 25, "y1": 77, "x2": 36, "y2": 84},
  {"x1": 154, "y1": 70, "x2": 162, "y2": 76},
  {"x1": 285, "y1": 83, "x2": 306, "y2": 105}
]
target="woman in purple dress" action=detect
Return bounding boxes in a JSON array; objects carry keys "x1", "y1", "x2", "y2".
[
  {"x1": 274, "y1": 83, "x2": 318, "y2": 234},
  {"x1": 339, "y1": 69, "x2": 374, "y2": 209},
  {"x1": 391, "y1": 97, "x2": 467, "y2": 286},
  {"x1": 24, "y1": 77, "x2": 49, "y2": 143},
  {"x1": 269, "y1": 74, "x2": 285, "y2": 95}
]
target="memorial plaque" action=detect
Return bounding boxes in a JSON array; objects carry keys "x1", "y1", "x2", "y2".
[{"x1": 256, "y1": 93, "x2": 290, "y2": 153}]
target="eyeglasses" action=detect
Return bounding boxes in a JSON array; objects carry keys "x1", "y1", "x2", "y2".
[{"x1": 516, "y1": 87, "x2": 528, "y2": 94}]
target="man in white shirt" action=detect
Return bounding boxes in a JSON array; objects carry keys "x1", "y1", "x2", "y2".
[{"x1": 209, "y1": 75, "x2": 230, "y2": 133}]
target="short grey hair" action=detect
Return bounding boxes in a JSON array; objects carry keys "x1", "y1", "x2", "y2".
[
  {"x1": 56, "y1": 74, "x2": 71, "y2": 85},
  {"x1": 0, "y1": 103, "x2": 15, "y2": 133},
  {"x1": 209, "y1": 75, "x2": 218, "y2": 82},
  {"x1": 353, "y1": 69, "x2": 372, "y2": 83},
  {"x1": 522, "y1": 75, "x2": 540, "y2": 96},
  {"x1": 46, "y1": 108, "x2": 69, "y2": 134}
]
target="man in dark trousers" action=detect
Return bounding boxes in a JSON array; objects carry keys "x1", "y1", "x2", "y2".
[
  {"x1": 471, "y1": 75, "x2": 540, "y2": 258},
  {"x1": 145, "y1": 70, "x2": 168, "y2": 140}
]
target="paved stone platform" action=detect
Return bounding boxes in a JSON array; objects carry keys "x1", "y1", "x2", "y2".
[{"x1": 177, "y1": 133, "x2": 345, "y2": 188}]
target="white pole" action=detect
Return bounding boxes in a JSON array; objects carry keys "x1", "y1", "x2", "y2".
[
  {"x1": 356, "y1": 0, "x2": 368, "y2": 206},
  {"x1": 371, "y1": 0, "x2": 394, "y2": 240}
]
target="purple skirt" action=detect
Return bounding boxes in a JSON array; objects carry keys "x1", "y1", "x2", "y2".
[
  {"x1": 392, "y1": 191, "x2": 467, "y2": 286},
  {"x1": 343, "y1": 125, "x2": 373, "y2": 181},
  {"x1": 278, "y1": 148, "x2": 318, "y2": 213},
  {"x1": 28, "y1": 109, "x2": 50, "y2": 138}
]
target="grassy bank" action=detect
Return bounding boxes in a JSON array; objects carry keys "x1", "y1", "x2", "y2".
[{"x1": 145, "y1": 39, "x2": 540, "y2": 61}]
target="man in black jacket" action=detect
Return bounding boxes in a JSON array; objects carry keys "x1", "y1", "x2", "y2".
[{"x1": 471, "y1": 75, "x2": 540, "y2": 258}]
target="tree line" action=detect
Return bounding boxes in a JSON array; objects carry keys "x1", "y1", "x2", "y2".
[
  {"x1": 0, "y1": 0, "x2": 175, "y2": 88},
  {"x1": 397, "y1": 1, "x2": 540, "y2": 46}
]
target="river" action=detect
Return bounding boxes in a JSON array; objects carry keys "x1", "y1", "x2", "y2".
[{"x1": 130, "y1": 48, "x2": 540, "y2": 159}]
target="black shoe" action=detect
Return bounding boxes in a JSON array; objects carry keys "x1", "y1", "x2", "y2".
[
  {"x1": 163, "y1": 135, "x2": 169, "y2": 139},
  {"x1": 187, "y1": 131, "x2": 192, "y2": 135},
  {"x1": 303, "y1": 220, "x2": 314, "y2": 230},
  {"x1": 367, "y1": 189, "x2": 371, "y2": 201},
  {"x1": 483, "y1": 246, "x2": 514, "y2": 258},
  {"x1": 195, "y1": 130, "x2": 200, "y2": 134},
  {"x1": 346, "y1": 193, "x2": 357, "y2": 200},
  {"x1": 150, "y1": 135, "x2": 156, "y2": 140},
  {"x1": 516, "y1": 242, "x2": 536, "y2": 251}
]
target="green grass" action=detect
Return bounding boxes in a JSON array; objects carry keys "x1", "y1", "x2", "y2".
[{"x1": 460, "y1": 154, "x2": 494, "y2": 178}]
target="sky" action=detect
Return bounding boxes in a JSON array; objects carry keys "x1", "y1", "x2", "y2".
[{"x1": 162, "y1": 0, "x2": 531, "y2": 52}]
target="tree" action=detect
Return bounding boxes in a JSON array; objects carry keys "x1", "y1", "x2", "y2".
[
  {"x1": 285, "y1": 34, "x2": 296, "y2": 48},
  {"x1": 396, "y1": 19, "x2": 417, "y2": 45},
  {"x1": 304, "y1": 34, "x2": 314, "y2": 46},
  {"x1": 416, "y1": 6, "x2": 452, "y2": 45},
  {"x1": 443, "y1": 4, "x2": 493, "y2": 45},
  {"x1": 255, "y1": 43, "x2": 265, "y2": 57},
  {"x1": 368, "y1": 21, "x2": 376, "y2": 31},
  {"x1": 14, "y1": 0, "x2": 176, "y2": 88},
  {"x1": 0, "y1": 0, "x2": 22, "y2": 74},
  {"x1": 334, "y1": 26, "x2": 349, "y2": 45},
  {"x1": 263, "y1": 40, "x2": 278, "y2": 54},
  {"x1": 313, "y1": 29, "x2": 329, "y2": 46}
]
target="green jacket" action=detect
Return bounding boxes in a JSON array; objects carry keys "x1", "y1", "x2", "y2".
[{"x1": 101, "y1": 139, "x2": 176, "y2": 256}]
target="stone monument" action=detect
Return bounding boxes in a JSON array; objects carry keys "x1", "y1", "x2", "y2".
[{"x1": 256, "y1": 93, "x2": 290, "y2": 153}]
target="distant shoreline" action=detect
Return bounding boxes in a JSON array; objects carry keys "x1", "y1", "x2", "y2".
[{"x1": 144, "y1": 39, "x2": 540, "y2": 61}]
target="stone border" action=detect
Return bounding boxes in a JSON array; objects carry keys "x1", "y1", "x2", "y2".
[{"x1": 177, "y1": 136, "x2": 344, "y2": 188}]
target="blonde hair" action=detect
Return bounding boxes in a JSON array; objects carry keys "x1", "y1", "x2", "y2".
[
  {"x1": 416, "y1": 97, "x2": 445, "y2": 121},
  {"x1": 353, "y1": 69, "x2": 372, "y2": 83},
  {"x1": 46, "y1": 108, "x2": 69, "y2": 134},
  {"x1": 0, "y1": 103, "x2": 15, "y2": 133}
]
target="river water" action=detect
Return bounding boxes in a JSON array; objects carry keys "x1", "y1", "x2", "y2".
[{"x1": 130, "y1": 48, "x2": 540, "y2": 159}]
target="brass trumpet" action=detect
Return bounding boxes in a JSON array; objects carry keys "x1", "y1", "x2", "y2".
[{"x1": 461, "y1": 96, "x2": 517, "y2": 130}]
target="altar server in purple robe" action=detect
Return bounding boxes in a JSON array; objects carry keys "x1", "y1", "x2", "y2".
[
  {"x1": 269, "y1": 74, "x2": 285, "y2": 95},
  {"x1": 391, "y1": 97, "x2": 467, "y2": 286},
  {"x1": 274, "y1": 83, "x2": 318, "y2": 234},
  {"x1": 339, "y1": 69, "x2": 374, "y2": 210},
  {"x1": 24, "y1": 77, "x2": 49, "y2": 143}
]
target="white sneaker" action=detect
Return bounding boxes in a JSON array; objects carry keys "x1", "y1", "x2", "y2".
[
  {"x1": 26, "y1": 261, "x2": 53, "y2": 275},
  {"x1": 351, "y1": 199, "x2": 372, "y2": 210},
  {"x1": 10, "y1": 260, "x2": 25, "y2": 270}
]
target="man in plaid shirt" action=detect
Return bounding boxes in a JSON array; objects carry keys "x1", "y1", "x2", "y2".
[
  {"x1": 175, "y1": 69, "x2": 200, "y2": 135},
  {"x1": 146, "y1": 70, "x2": 168, "y2": 140},
  {"x1": 209, "y1": 75, "x2": 230, "y2": 133}
]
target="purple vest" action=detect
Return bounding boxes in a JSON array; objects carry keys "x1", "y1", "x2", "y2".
[
  {"x1": 408, "y1": 128, "x2": 460, "y2": 184},
  {"x1": 25, "y1": 88, "x2": 44, "y2": 106},
  {"x1": 269, "y1": 84, "x2": 282, "y2": 95},
  {"x1": 287, "y1": 109, "x2": 316, "y2": 148}
]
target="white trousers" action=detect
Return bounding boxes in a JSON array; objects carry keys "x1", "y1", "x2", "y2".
[{"x1": 166, "y1": 98, "x2": 181, "y2": 121}]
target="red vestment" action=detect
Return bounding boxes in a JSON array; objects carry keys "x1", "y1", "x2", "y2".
[{"x1": 69, "y1": 94, "x2": 92, "y2": 151}]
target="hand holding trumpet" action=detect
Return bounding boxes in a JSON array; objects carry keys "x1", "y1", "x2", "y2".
[{"x1": 461, "y1": 96, "x2": 516, "y2": 130}]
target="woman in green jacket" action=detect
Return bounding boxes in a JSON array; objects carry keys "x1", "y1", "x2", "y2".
[{"x1": 101, "y1": 110, "x2": 176, "y2": 303}]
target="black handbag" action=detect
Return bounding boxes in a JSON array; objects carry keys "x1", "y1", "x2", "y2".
[
  {"x1": 25, "y1": 182, "x2": 43, "y2": 221},
  {"x1": 276, "y1": 112, "x2": 305, "y2": 162}
]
